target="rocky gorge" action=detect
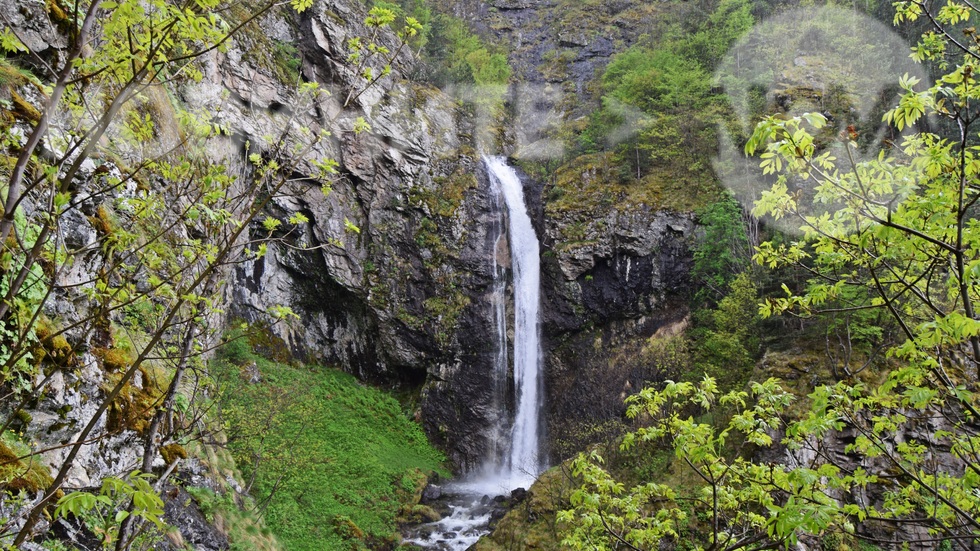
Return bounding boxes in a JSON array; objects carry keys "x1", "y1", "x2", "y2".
[{"x1": 0, "y1": 0, "x2": 703, "y2": 547}]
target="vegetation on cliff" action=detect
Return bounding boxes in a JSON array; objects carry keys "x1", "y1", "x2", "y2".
[
  {"x1": 0, "y1": 0, "x2": 429, "y2": 548},
  {"x1": 215, "y1": 333, "x2": 447, "y2": 551},
  {"x1": 554, "y1": 0, "x2": 980, "y2": 549}
]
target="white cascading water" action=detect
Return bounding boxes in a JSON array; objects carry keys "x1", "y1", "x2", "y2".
[
  {"x1": 488, "y1": 162, "x2": 510, "y2": 464},
  {"x1": 405, "y1": 157, "x2": 544, "y2": 550},
  {"x1": 485, "y1": 155, "x2": 543, "y2": 488}
]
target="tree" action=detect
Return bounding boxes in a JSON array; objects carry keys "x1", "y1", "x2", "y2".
[
  {"x1": 692, "y1": 194, "x2": 752, "y2": 301},
  {"x1": 559, "y1": 377, "x2": 824, "y2": 551},
  {"x1": 0, "y1": 0, "x2": 420, "y2": 547},
  {"x1": 560, "y1": 0, "x2": 980, "y2": 548}
]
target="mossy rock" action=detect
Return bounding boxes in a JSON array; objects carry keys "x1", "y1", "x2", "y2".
[
  {"x1": 332, "y1": 515, "x2": 365, "y2": 540},
  {"x1": 160, "y1": 443, "x2": 188, "y2": 465},
  {"x1": 245, "y1": 322, "x2": 292, "y2": 364},
  {"x1": 13, "y1": 409, "x2": 32, "y2": 428},
  {"x1": 0, "y1": 442, "x2": 17, "y2": 464},
  {"x1": 0, "y1": 108, "x2": 15, "y2": 128},
  {"x1": 93, "y1": 346, "x2": 132, "y2": 372},
  {"x1": 40, "y1": 332, "x2": 75, "y2": 368},
  {"x1": 0, "y1": 441, "x2": 54, "y2": 493},
  {"x1": 45, "y1": 0, "x2": 74, "y2": 34},
  {"x1": 412, "y1": 169, "x2": 477, "y2": 218},
  {"x1": 397, "y1": 504, "x2": 441, "y2": 524},
  {"x1": 87, "y1": 204, "x2": 115, "y2": 236},
  {"x1": 395, "y1": 468, "x2": 429, "y2": 504},
  {"x1": 10, "y1": 90, "x2": 41, "y2": 123},
  {"x1": 105, "y1": 367, "x2": 168, "y2": 434}
]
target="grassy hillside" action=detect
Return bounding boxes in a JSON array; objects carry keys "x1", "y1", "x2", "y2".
[{"x1": 215, "y1": 334, "x2": 448, "y2": 550}]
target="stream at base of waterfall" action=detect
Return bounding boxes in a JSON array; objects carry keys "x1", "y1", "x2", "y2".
[{"x1": 405, "y1": 157, "x2": 545, "y2": 550}]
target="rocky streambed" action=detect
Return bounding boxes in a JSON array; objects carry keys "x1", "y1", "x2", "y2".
[{"x1": 404, "y1": 482, "x2": 530, "y2": 550}]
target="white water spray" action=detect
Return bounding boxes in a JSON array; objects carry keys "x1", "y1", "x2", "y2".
[{"x1": 474, "y1": 155, "x2": 545, "y2": 493}]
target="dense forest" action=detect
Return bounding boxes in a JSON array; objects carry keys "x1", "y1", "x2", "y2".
[{"x1": 2, "y1": 0, "x2": 980, "y2": 549}]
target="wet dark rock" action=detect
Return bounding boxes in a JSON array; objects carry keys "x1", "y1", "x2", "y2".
[
  {"x1": 489, "y1": 507, "x2": 508, "y2": 525},
  {"x1": 421, "y1": 483, "x2": 443, "y2": 503},
  {"x1": 510, "y1": 487, "x2": 528, "y2": 503},
  {"x1": 540, "y1": 206, "x2": 696, "y2": 459},
  {"x1": 50, "y1": 517, "x2": 103, "y2": 550}
]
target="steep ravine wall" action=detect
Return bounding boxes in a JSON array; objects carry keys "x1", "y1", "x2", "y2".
[
  {"x1": 207, "y1": 5, "x2": 514, "y2": 470},
  {"x1": 203, "y1": 0, "x2": 704, "y2": 471},
  {"x1": 539, "y1": 204, "x2": 695, "y2": 460},
  {"x1": 3, "y1": 0, "x2": 700, "y2": 490}
]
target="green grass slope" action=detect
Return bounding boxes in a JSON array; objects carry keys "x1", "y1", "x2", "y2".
[{"x1": 216, "y1": 337, "x2": 447, "y2": 550}]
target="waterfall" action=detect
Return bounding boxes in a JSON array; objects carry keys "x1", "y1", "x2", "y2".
[
  {"x1": 404, "y1": 157, "x2": 544, "y2": 550},
  {"x1": 488, "y1": 165, "x2": 509, "y2": 463},
  {"x1": 484, "y1": 156, "x2": 544, "y2": 490}
]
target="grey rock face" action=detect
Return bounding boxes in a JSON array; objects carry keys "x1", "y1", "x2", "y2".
[
  {"x1": 0, "y1": 0, "x2": 67, "y2": 55},
  {"x1": 490, "y1": 0, "x2": 557, "y2": 10},
  {"x1": 205, "y1": 1, "x2": 510, "y2": 468},
  {"x1": 540, "y1": 204, "x2": 695, "y2": 460},
  {"x1": 158, "y1": 482, "x2": 231, "y2": 551}
]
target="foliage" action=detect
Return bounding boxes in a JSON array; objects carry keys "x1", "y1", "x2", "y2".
[
  {"x1": 344, "y1": 5, "x2": 423, "y2": 107},
  {"x1": 0, "y1": 433, "x2": 53, "y2": 495},
  {"x1": 736, "y1": 0, "x2": 980, "y2": 535},
  {"x1": 560, "y1": 377, "x2": 824, "y2": 551},
  {"x1": 692, "y1": 194, "x2": 752, "y2": 301},
  {"x1": 561, "y1": 0, "x2": 980, "y2": 547},
  {"x1": 419, "y1": 12, "x2": 511, "y2": 86},
  {"x1": 215, "y1": 339, "x2": 447, "y2": 550},
  {"x1": 602, "y1": 48, "x2": 712, "y2": 115},
  {"x1": 549, "y1": 0, "x2": 754, "y2": 214},
  {"x1": 179, "y1": 440, "x2": 283, "y2": 551},
  {"x1": 54, "y1": 473, "x2": 166, "y2": 550},
  {"x1": 272, "y1": 40, "x2": 302, "y2": 83},
  {"x1": 0, "y1": 204, "x2": 46, "y2": 396},
  {"x1": 372, "y1": 0, "x2": 433, "y2": 53},
  {"x1": 0, "y1": 0, "x2": 423, "y2": 547},
  {"x1": 686, "y1": 272, "x2": 760, "y2": 392}
]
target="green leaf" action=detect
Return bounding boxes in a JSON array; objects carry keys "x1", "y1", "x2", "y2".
[{"x1": 262, "y1": 217, "x2": 282, "y2": 232}]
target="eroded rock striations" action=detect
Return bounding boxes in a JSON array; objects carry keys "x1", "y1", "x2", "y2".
[{"x1": 2, "y1": 0, "x2": 701, "y2": 505}]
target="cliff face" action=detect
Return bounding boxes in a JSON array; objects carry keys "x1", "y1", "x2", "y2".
[
  {"x1": 3, "y1": 0, "x2": 699, "y2": 484},
  {"x1": 217, "y1": 0, "x2": 702, "y2": 467},
  {"x1": 210, "y1": 3, "x2": 512, "y2": 470},
  {"x1": 540, "y1": 204, "x2": 695, "y2": 459}
]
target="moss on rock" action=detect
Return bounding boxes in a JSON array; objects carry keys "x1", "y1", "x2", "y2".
[
  {"x1": 0, "y1": 441, "x2": 55, "y2": 494},
  {"x1": 105, "y1": 367, "x2": 168, "y2": 435},
  {"x1": 93, "y1": 346, "x2": 132, "y2": 372},
  {"x1": 160, "y1": 443, "x2": 188, "y2": 465},
  {"x1": 10, "y1": 90, "x2": 41, "y2": 123}
]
